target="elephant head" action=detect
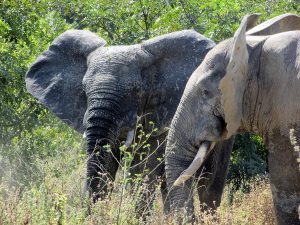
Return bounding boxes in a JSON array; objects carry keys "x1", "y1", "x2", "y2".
[
  {"x1": 25, "y1": 29, "x2": 214, "y2": 201},
  {"x1": 166, "y1": 13, "x2": 300, "y2": 223}
]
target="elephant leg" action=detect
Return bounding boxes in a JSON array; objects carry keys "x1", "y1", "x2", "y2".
[
  {"x1": 129, "y1": 135, "x2": 166, "y2": 219},
  {"x1": 268, "y1": 129, "x2": 300, "y2": 225},
  {"x1": 197, "y1": 138, "x2": 233, "y2": 211}
]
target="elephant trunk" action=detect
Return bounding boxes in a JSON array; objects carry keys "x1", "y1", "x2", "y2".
[
  {"x1": 85, "y1": 88, "x2": 123, "y2": 201},
  {"x1": 165, "y1": 115, "x2": 199, "y2": 215},
  {"x1": 174, "y1": 141, "x2": 215, "y2": 186}
]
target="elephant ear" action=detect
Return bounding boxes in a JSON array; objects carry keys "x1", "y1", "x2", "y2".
[
  {"x1": 139, "y1": 30, "x2": 215, "y2": 129},
  {"x1": 247, "y1": 13, "x2": 300, "y2": 36},
  {"x1": 219, "y1": 15, "x2": 255, "y2": 138},
  {"x1": 140, "y1": 30, "x2": 215, "y2": 74},
  {"x1": 141, "y1": 30, "x2": 215, "y2": 64},
  {"x1": 26, "y1": 30, "x2": 106, "y2": 133}
]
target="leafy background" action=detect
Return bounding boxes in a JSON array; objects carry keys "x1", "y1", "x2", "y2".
[{"x1": 0, "y1": 0, "x2": 299, "y2": 223}]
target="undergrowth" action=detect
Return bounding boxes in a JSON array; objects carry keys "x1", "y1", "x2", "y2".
[
  {"x1": 0, "y1": 150, "x2": 275, "y2": 225},
  {"x1": 0, "y1": 122, "x2": 275, "y2": 224}
]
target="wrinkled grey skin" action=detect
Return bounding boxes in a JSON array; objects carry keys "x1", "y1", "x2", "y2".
[
  {"x1": 166, "y1": 138, "x2": 233, "y2": 219},
  {"x1": 166, "y1": 14, "x2": 300, "y2": 224},
  {"x1": 25, "y1": 29, "x2": 233, "y2": 215}
]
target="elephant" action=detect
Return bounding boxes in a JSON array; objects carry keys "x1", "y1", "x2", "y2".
[
  {"x1": 165, "y1": 13, "x2": 300, "y2": 225},
  {"x1": 25, "y1": 29, "x2": 234, "y2": 216}
]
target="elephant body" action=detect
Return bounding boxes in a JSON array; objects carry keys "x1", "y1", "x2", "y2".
[
  {"x1": 25, "y1": 29, "x2": 233, "y2": 216},
  {"x1": 166, "y1": 14, "x2": 300, "y2": 224}
]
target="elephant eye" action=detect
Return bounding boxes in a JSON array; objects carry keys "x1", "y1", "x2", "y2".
[{"x1": 202, "y1": 89, "x2": 211, "y2": 98}]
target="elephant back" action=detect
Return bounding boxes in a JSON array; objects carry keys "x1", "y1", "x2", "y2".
[{"x1": 26, "y1": 30, "x2": 106, "y2": 133}]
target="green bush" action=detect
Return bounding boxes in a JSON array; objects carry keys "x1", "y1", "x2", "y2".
[{"x1": 227, "y1": 133, "x2": 268, "y2": 203}]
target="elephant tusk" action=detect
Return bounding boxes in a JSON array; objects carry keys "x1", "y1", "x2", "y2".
[
  {"x1": 173, "y1": 141, "x2": 215, "y2": 186},
  {"x1": 83, "y1": 132, "x2": 87, "y2": 139},
  {"x1": 124, "y1": 130, "x2": 135, "y2": 147}
]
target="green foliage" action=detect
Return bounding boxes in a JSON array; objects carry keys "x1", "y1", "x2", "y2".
[
  {"x1": 227, "y1": 133, "x2": 268, "y2": 203},
  {"x1": 0, "y1": 0, "x2": 72, "y2": 145},
  {"x1": 0, "y1": 0, "x2": 75, "y2": 188}
]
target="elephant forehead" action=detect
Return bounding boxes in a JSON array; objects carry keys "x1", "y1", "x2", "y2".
[
  {"x1": 205, "y1": 40, "x2": 231, "y2": 69},
  {"x1": 86, "y1": 45, "x2": 142, "y2": 76},
  {"x1": 90, "y1": 45, "x2": 141, "y2": 64},
  {"x1": 187, "y1": 63, "x2": 225, "y2": 90},
  {"x1": 189, "y1": 40, "x2": 231, "y2": 85}
]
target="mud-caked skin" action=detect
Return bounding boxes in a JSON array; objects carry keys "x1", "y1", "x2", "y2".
[
  {"x1": 166, "y1": 13, "x2": 300, "y2": 224},
  {"x1": 25, "y1": 29, "x2": 232, "y2": 216}
]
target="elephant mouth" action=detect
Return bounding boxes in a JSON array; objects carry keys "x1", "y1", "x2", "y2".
[
  {"x1": 213, "y1": 113, "x2": 228, "y2": 137},
  {"x1": 173, "y1": 140, "x2": 216, "y2": 186},
  {"x1": 218, "y1": 115, "x2": 229, "y2": 139},
  {"x1": 173, "y1": 115, "x2": 226, "y2": 186}
]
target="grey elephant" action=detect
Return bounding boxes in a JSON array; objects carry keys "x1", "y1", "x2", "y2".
[
  {"x1": 25, "y1": 29, "x2": 233, "y2": 215},
  {"x1": 166, "y1": 13, "x2": 300, "y2": 224}
]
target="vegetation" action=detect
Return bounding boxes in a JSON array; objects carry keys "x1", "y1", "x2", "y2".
[
  {"x1": 0, "y1": 0, "x2": 298, "y2": 224},
  {"x1": 0, "y1": 124, "x2": 275, "y2": 224}
]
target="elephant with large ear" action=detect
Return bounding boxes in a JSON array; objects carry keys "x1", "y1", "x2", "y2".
[
  {"x1": 25, "y1": 29, "x2": 233, "y2": 215},
  {"x1": 166, "y1": 13, "x2": 300, "y2": 224}
]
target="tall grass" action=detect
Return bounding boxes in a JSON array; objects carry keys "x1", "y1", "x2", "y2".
[
  {"x1": 0, "y1": 146, "x2": 275, "y2": 224},
  {"x1": 0, "y1": 120, "x2": 275, "y2": 224}
]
